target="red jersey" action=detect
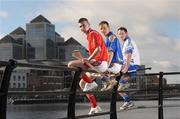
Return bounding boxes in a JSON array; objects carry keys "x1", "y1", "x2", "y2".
[{"x1": 86, "y1": 29, "x2": 108, "y2": 62}]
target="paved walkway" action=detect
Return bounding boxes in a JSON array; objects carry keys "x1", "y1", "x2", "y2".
[{"x1": 7, "y1": 100, "x2": 180, "y2": 119}]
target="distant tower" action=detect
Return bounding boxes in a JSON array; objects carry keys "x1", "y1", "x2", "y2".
[
  {"x1": 64, "y1": 37, "x2": 88, "y2": 61},
  {"x1": 9, "y1": 27, "x2": 26, "y2": 59},
  {"x1": 55, "y1": 32, "x2": 65, "y2": 61},
  {"x1": 26, "y1": 15, "x2": 56, "y2": 60},
  {"x1": 0, "y1": 35, "x2": 23, "y2": 60}
]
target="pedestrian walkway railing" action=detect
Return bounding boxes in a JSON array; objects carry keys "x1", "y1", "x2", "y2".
[{"x1": 0, "y1": 59, "x2": 180, "y2": 119}]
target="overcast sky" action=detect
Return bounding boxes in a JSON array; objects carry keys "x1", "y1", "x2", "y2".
[{"x1": 0, "y1": 0, "x2": 180, "y2": 84}]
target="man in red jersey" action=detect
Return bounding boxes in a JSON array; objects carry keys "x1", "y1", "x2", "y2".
[{"x1": 68, "y1": 18, "x2": 108, "y2": 115}]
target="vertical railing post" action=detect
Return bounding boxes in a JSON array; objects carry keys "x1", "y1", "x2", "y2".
[
  {"x1": 158, "y1": 72, "x2": 164, "y2": 119},
  {"x1": 67, "y1": 67, "x2": 82, "y2": 119},
  {"x1": 0, "y1": 59, "x2": 16, "y2": 119},
  {"x1": 110, "y1": 73, "x2": 122, "y2": 119}
]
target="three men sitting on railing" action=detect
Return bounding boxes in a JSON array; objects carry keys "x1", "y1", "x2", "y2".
[{"x1": 68, "y1": 18, "x2": 141, "y2": 114}]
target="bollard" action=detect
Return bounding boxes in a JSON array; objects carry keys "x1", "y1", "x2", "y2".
[
  {"x1": 67, "y1": 67, "x2": 82, "y2": 119},
  {"x1": 158, "y1": 72, "x2": 164, "y2": 119},
  {"x1": 0, "y1": 59, "x2": 16, "y2": 119}
]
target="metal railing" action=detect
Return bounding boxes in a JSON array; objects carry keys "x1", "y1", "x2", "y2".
[{"x1": 0, "y1": 59, "x2": 180, "y2": 119}]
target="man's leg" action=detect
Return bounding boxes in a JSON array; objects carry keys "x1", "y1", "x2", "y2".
[
  {"x1": 119, "y1": 76, "x2": 133, "y2": 110},
  {"x1": 118, "y1": 76, "x2": 130, "y2": 110},
  {"x1": 79, "y1": 78, "x2": 101, "y2": 115},
  {"x1": 69, "y1": 60, "x2": 100, "y2": 114},
  {"x1": 68, "y1": 60, "x2": 93, "y2": 83},
  {"x1": 79, "y1": 78, "x2": 97, "y2": 107},
  {"x1": 100, "y1": 76, "x2": 111, "y2": 91},
  {"x1": 119, "y1": 92, "x2": 133, "y2": 110},
  {"x1": 101, "y1": 63, "x2": 121, "y2": 91},
  {"x1": 119, "y1": 92, "x2": 130, "y2": 102},
  {"x1": 92, "y1": 61, "x2": 110, "y2": 91},
  {"x1": 118, "y1": 65, "x2": 141, "y2": 110},
  {"x1": 79, "y1": 79, "x2": 97, "y2": 107},
  {"x1": 86, "y1": 94, "x2": 97, "y2": 108},
  {"x1": 79, "y1": 79, "x2": 86, "y2": 89},
  {"x1": 118, "y1": 65, "x2": 140, "y2": 93},
  {"x1": 68, "y1": 60, "x2": 86, "y2": 69},
  {"x1": 118, "y1": 75, "x2": 130, "y2": 91}
]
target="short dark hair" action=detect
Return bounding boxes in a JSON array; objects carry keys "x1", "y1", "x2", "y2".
[
  {"x1": 99, "y1": 21, "x2": 109, "y2": 27},
  {"x1": 118, "y1": 27, "x2": 128, "y2": 33},
  {"x1": 78, "y1": 18, "x2": 88, "y2": 23}
]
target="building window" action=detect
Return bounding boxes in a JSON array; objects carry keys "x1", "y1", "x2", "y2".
[
  {"x1": 13, "y1": 75, "x2": 16, "y2": 81},
  {"x1": 23, "y1": 83, "x2": 25, "y2": 88},
  {"x1": 13, "y1": 83, "x2": 16, "y2": 88},
  {"x1": 18, "y1": 83, "x2": 21, "y2": 88},
  {"x1": 9, "y1": 83, "x2": 11, "y2": 88},
  {"x1": 18, "y1": 76, "x2": 21, "y2": 81},
  {"x1": 23, "y1": 76, "x2": 25, "y2": 81},
  {"x1": 27, "y1": 73, "x2": 29, "y2": 77}
]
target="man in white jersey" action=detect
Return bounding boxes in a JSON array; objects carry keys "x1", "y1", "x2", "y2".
[{"x1": 117, "y1": 27, "x2": 141, "y2": 110}]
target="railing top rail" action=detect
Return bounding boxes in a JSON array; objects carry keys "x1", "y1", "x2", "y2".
[
  {"x1": 17, "y1": 62, "x2": 76, "y2": 71},
  {"x1": 0, "y1": 61, "x2": 11, "y2": 67},
  {"x1": 0, "y1": 60, "x2": 96, "y2": 72},
  {"x1": 141, "y1": 72, "x2": 180, "y2": 76},
  {"x1": 1, "y1": 60, "x2": 180, "y2": 76}
]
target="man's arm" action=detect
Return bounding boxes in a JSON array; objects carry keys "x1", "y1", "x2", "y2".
[
  {"x1": 122, "y1": 53, "x2": 132, "y2": 73},
  {"x1": 122, "y1": 39, "x2": 134, "y2": 73},
  {"x1": 107, "y1": 51, "x2": 114, "y2": 66},
  {"x1": 107, "y1": 35, "x2": 117, "y2": 67},
  {"x1": 87, "y1": 47, "x2": 100, "y2": 61}
]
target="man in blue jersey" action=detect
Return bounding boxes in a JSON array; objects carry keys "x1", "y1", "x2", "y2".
[
  {"x1": 98, "y1": 21, "x2": 123, "y2": 91},
  {"x1": 117, "y1": 27, "x2": 141, "y2": 110}
]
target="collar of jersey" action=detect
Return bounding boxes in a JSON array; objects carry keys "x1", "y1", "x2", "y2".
[
  {"x1": 124, "y1": 36, "x2": 130, "y2": 41},
  {"x1": 86, "y1": 28, "x2": 93, "y2": 35},
  {"x1": 106, "y1": 31, "x2": 113, "y2": 37}
]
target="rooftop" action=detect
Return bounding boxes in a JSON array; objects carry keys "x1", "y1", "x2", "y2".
[
  {"x1": 9, "y1": 27, "x2": 26, "y2": 35},
  {"x1": 30, "y1": 14, "x2": 51, "y2": 24},
  {"x1": 0, "y1": 35, "x2": 22, "y2": 45},
  {"x1": 64, "y1": 37, "x2": 82, "y2": 46}
]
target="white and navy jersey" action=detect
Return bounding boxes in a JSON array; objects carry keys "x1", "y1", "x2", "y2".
[{"x1": 122, "y1": 36, "x2": 140, "y2": 65}]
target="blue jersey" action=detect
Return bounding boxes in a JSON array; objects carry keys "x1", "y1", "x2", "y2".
[{"x1": 105, "y1": 32, "x2": 123, "y2": 64}]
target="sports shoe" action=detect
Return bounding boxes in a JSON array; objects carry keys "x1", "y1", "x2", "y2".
[
  {"x1": 118, "y1": 82, "x2": 130, "y2": 91},
  {"x1": 88, "y1": 105, "x2": 102, "y2": 115},
  {"x1": 120, "y1": 101, "x2": 134, "y2": 110},
  {"x1": 83, "y1": 81, "x2": 98, "y2": 92},
  {"x1": 101, "y1": 80, "x2": 111, "y2": 91},
  {"x1": 105, "y1": 79, "x2": 118, "y2": 91}
]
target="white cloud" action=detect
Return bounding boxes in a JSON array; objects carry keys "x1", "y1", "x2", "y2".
[
  {"x1": 152, "y1": 60, "x2": 180, "y2": 84},
  {"x1": 153, "y1": 60, "x2": 170, "y2": 67},
  {"x1": 59, "y1": 25, "x2": 88, "y2": 47},
  {"x1": 0, "y1": 11, "x2": 8, "y2": 18},
  {"x1": 41, "y1": 0, "x2": 180, "y2": 39},
  {"x1": 174, "y1": 40, "x2": 180, "y2": 51},
  {"x1": 153, "y1": 60, "x2": 180, "y2": 69},
  {"x1": 38, "y1": 0, "x2": 180, "y2": 83}
]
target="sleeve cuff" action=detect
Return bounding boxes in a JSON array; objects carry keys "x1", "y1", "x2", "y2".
[
  {"x1": 108, "y1": 47, "x2": 114, "y2": 52},
  {"x1": 125, "y1": 49, "x2": 133, "y2": 54}
]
